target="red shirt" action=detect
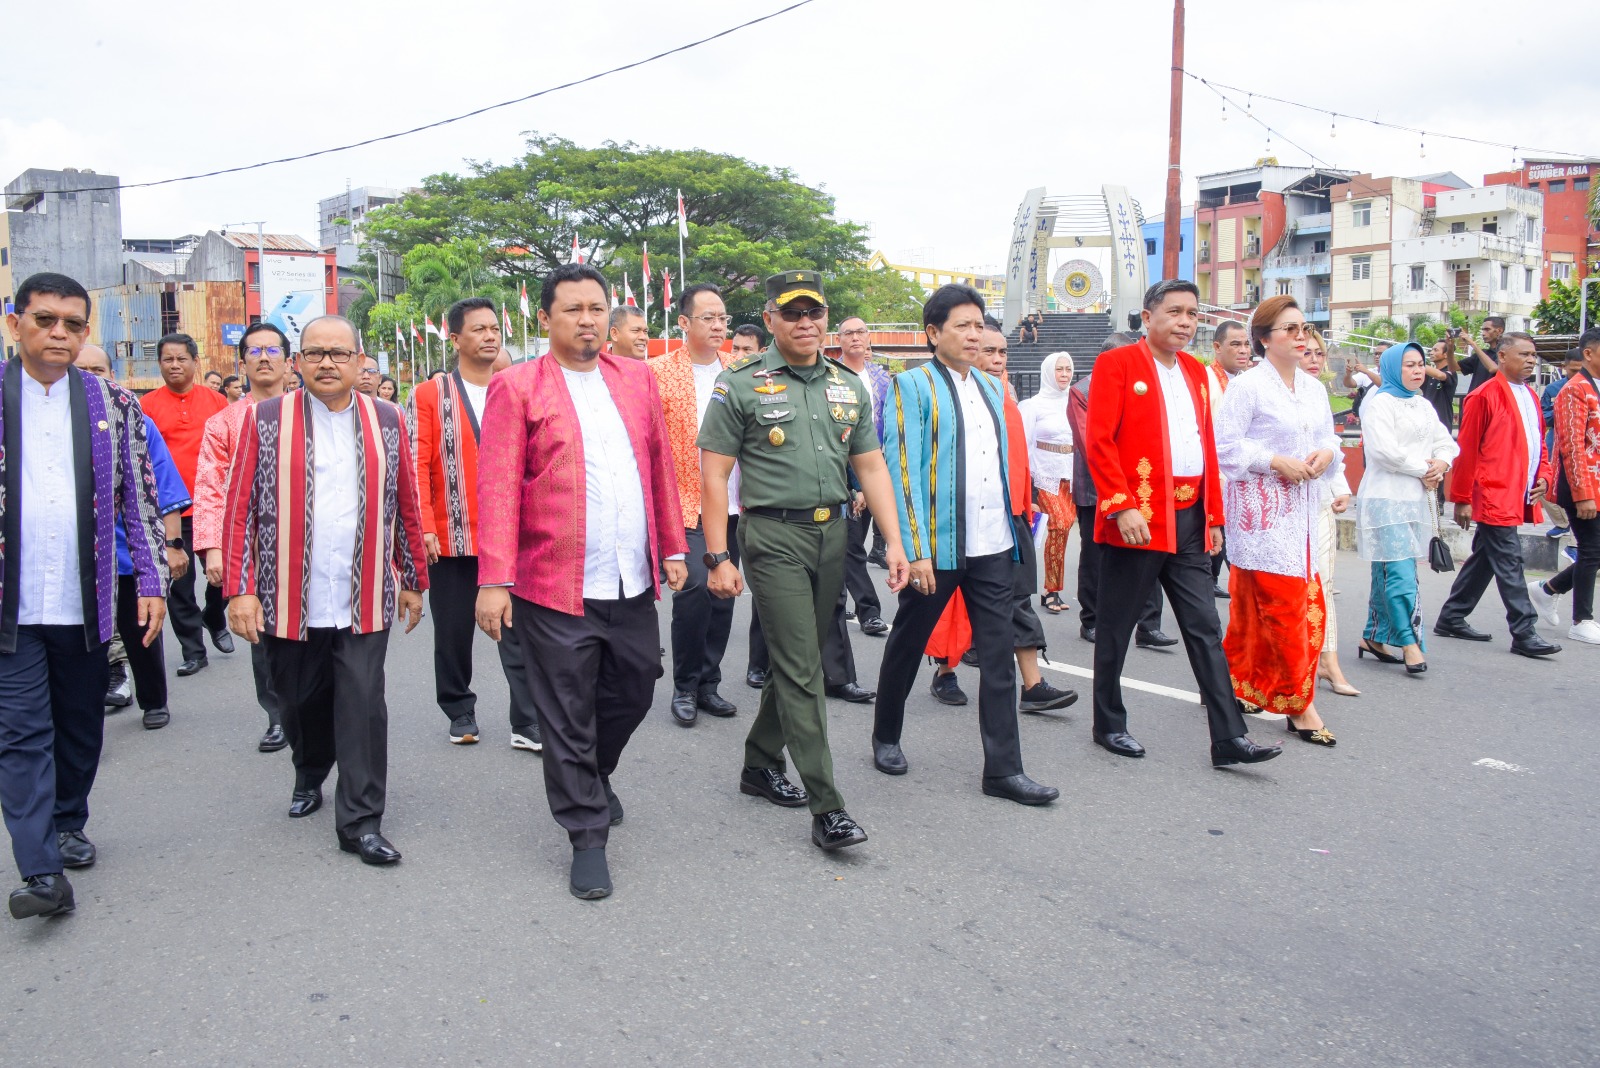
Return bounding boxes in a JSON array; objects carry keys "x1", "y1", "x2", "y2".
[{"x1": 141, "y1": 384, "x2": 230, "y2": 514}]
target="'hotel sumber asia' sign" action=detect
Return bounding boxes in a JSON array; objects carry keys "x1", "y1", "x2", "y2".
[{"x1": 1528, "y1": 163, "x2": 1591, "y2": 182}]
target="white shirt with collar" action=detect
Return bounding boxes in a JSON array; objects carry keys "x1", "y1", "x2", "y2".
[
  {"x1": 691, "y1": 358, "x2": 740, "y2": 514},
  {"x1": 1509, "y1": 379, "x2": 1541, "y2": 493},
  {"x1": 306, "y1": 392, "x2": 360, "y2": 630},
  {"x1": 1154, "y1": 356, "x2": 1205, "y2": 477},
  {"x1": 16, "y1": 370, "x2": 84, "y2": 626},
  {"x1": 562, "y1": 365, "x2": 652, "y2": 600},
  {"x1": 953, "y1": 367, "x2": 1013, "y2": 558}
]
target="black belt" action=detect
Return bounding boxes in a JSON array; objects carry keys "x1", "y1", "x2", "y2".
[{"x1": 746, "y1": 505, "x2": 843, "y2": 524}]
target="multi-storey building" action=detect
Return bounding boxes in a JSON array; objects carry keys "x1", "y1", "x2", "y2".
[
  {"x1": 866, "y1": 250, "x2": 1006, "y2": 306},
  {"x1": 1484, "y1": 158, "x2": 1598, "y2": 296},
  {"x1": 1389, "y1": 184, "x2": 1544, "y2": 328}
]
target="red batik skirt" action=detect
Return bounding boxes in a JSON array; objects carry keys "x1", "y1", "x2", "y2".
[{"x1": 1224, "y1": 568, "x2": 1326, "y2": 715}]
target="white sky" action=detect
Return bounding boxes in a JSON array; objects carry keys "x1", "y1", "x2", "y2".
[{"x1": 4, "y1": 0, "x2": 1595, "y2": 275}]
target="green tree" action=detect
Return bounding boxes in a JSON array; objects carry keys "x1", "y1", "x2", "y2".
[
  {"x1": 1531, "y1": 277, "x2": 1599, "y2": 334},
  {"x1": 362, "y1": 134, "x2": 906, "y2": 333}
]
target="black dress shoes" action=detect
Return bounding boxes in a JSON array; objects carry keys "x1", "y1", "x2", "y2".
[
  {"x1": 1019, "y1": 680, "x2": 1078, "y2": 712},
  {"x1": 860, "y1": 616, "x2": 891, "y2": 637},
  {"x1": 1136, "y1": 628, "x2": 1179, "y2": 648},
  {"x1": 9, "y1": 873, "x2": 74, "y2": 919},
  {"x1": 872, "y1": 737, "x2": 908, "y2": 775},
  {"x1": 1094, "y1": 731, "x2": 1146, "y2": 757},
  {"x1": 210, "y1": 628, "x2": 235, "y2": 654},
  {"x1": 670, "y1": 691, "x2": 698, "y2": 727},
  {"x1": 982, "y1": 773, "x2": 1060, "y2": 805},
  {"x1": 697, "y1": 689, "x2": 737, "y2": 717},
  {"x1": 339, "y1": 832, "x2": 401, "y2": 865},
  {"x1": 176, "y1": 657, "x2": 208, "y2": 677},
  {"x1": 142, "y1": 707, "x2": 170, "y2": 730},
  {"x1": 258, "y1": 725, "x2": 287, "y2": 752},
  {"x1": 57, "y1": 830, "x2": 96, "y2": 869},
  {"x1": 745, "y1": 668, "x2": 768, "y2": 689},
  {"x1": 603, "y1": 779, "x2": 624, "y2": 826},
  {"x1": 811, "y1": 809, "x2": 868, "y2": 851},
  {"x1": 1080, "y1": 625, "x2": 1096, "y2": 643},
  {"x1": 739, "y1": 766, "x2": 809, "y2": 807},
  {"x1": 866, "y1": 547, "x2": 888, "y2": 569},
  {"x1": 288, "y1": 788, "x2": 323, "y2": 818},
  {"x1": 570, "y1": 847, "x2": 612, "y2": 900},
  {"x1": 1211, "y1": 735, "x2": 1284, "y2": 767},
  {"x1": 1434, "y1": 620, "x2": 1492, "y2": 642},
  {"x1": 1511, "y1": 635, "x2": 1562, "y2": 658},
  {"x1": 826, "y1": 681, "x2": 875, "y2": 703},
  {"x1": 1213, "y1": 584, "x2": 1230, "y2": 599}
]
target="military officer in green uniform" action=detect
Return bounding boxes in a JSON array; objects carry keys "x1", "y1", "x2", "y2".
[{"x1": 697, "y1": 271, "x2": 910, "y2": 851}]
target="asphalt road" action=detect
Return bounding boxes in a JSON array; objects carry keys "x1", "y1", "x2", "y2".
[{"x1": 2, "y1": 543, "x2": 1594, "y2": 1067}]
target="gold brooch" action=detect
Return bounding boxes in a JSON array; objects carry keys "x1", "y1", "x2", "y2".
[
  {"x1": 1133, "y1": 381, "x2": 1149, "y2": 396},
  {"x1": 768, "y1": 427, "x2": 786, "y2": 446}
]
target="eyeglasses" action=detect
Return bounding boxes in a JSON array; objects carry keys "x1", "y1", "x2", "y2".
[
  {"x1": 358, "y1": 365, "x2": 379, "y2": 375},
  {"x1": 777, "y1": 306, "x2": 828, "y2": 324},
  {"x1": 686, "y1": 314, "x2": 733, "y2": 326},
  {"x1": 246, "y1": 345, "x2": 285, "y2": 358},
  {"x1": 25, "y1": 311, "x2": 90, "y2": 336},
  {"x1": 839, "y1": 327, "x2": 871, "y2": 338},
  {"x1": 1271, "y1": 323, "x2": 1311, "y2": 338},
  {"x1": 299, "y1": 348, "x2": 358, "y2": 364}
]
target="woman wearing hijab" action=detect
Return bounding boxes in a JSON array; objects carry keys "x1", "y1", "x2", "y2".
[
  {"x1": 1019, "y1": 352, "x2": 1076, "y2": 613},
  {"x1": 1355, "y1": 341, "x2": 1458, "y2": 672},
  {"x1": 1215, "y1": 296, "x2": 1344, "y2": 746},
  {"x1": 1301, "y1": 327, "x2": 1359, "y2": 696}
]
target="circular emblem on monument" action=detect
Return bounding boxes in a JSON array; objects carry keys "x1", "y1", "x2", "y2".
[{"x1": 1052, "y1": 259, "x2": 1104, "y2": 311}]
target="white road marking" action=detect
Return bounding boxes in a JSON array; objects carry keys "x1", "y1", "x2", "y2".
[
  {"x1": 1473, "y1": 758, "x2": 1531, "y2": 774},
  {"x1": 1036, "y1": 659, "x2": 1201, "y2": 704}
]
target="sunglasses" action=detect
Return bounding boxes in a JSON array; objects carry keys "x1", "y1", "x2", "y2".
[
  {"x1": 777, "y1": 306, "x2": 828, "y2": 323},
  {"x1": 24, "y1": 311, "x2": 90, "y2": 336}
]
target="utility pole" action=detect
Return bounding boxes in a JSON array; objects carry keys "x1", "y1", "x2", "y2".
[{"x1": 1162, "y1": 0, "x2": 1185, "y2": 282}]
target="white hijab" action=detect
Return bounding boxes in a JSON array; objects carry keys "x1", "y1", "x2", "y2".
[{"x1": 1031, "y1": 351, "x2": 1075, "y2": 406}]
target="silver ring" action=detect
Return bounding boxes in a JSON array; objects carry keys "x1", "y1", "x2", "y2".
[{"x1": 911, "y1": 578, "x2": 922, "y2": 587}]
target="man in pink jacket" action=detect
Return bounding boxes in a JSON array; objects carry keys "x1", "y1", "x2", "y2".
[{"x1": 475, "y1": 264, "x2": 688, "y2": 901}]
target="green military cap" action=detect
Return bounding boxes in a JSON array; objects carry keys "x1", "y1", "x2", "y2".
[{"x1": 765, "y1": 270, "x2": 826, "y2": 307}]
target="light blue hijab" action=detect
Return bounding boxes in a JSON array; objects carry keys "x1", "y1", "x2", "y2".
[{"x1": 1376, "y1": 342, "x2": 1424, "y2": 401}]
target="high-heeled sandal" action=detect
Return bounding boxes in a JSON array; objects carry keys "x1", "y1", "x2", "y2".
[
  {"x1": 1286, "y1": 720, "x2": 1337, "y2": 745},
  {"x1": 1041, "y1": 592, "x2": 1067, "y2": 614},
  {"x1": 1357, "y1": 639, "x2": 1402, "y2": 664},
  {"x1": 1404, "y1": 658, "x2": 1427, "y2": 674},
  {"x1": 1318, "y1": 671, "x2": 1361, "y2": 697}
]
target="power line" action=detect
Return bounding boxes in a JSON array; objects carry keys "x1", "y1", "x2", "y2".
[
  {"x1": 24, "y1": 0, "x2": 820, "y2": 196},
  {"x1": 1184, "y1": 70, "x2": 1597, "y2": 162}
]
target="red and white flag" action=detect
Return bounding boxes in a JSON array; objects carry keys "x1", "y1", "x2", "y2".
[
  {"x1": 502, "y1": 304, "x2": 514, "y2": 337},
  {"x1": 641, "y1": 242, "x2": 652, "y2": 314},
  {"x1": 425, "y1": 316, "x2": 441, "y2": 338},
  {"x1": 519, "y1": 281, "x2": 530, "y2": 319},
  {"x1": 611, "y1": 285, "x2": 619, "y2": 310},
  {"x1": 410, "y1": 319, "x2": 422, "y2": 344},
  {"x1": 570, "y1": 234, "x2": 584, "y2": 264},
  {"x1": 395, "y1": 323, "x2": 403, "y2": 347},
  {"x1": 623, "y1": 276, "x2": 637, "y2": 307},
  {"x1": 676, "y1": 189, "x2": 689, "y2": 239},
  {"x1": 663, "y1": 269, "x2": 673, "y2": 314}
]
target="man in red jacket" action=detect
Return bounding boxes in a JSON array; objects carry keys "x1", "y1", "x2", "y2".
[{"x1": 1434, "y1": 333, "x2": 1562, "y2": 657}]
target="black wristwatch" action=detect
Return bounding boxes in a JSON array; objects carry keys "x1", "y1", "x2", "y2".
[
  {"x1": 703, "y1": 551, "x2": 731, "y2": 568},
  {"x1": 166, "y1": 537, "x2": 186, "y2": 549}
]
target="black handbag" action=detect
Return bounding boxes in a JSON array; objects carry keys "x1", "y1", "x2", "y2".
[{"x1": 1427, "y1": 492, "x2": 1455, "y2": 573}]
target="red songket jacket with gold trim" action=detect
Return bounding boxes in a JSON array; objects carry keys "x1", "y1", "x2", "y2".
[
  {"x1": 221, "y1": 390, "x2": 429, "y2": 638},
  {"x1": 648, "y1": 347, "x2": 732, "y2": 529},
  {"x1": 1084, "y1": 339, "x2": 1224, "y2": 553},
  {"x1": 1554, "y1": 371, "x2": 1600, "y2": 506},
  {"x1": 411, "y1": 371, "x2": 482, "y2": 557}
]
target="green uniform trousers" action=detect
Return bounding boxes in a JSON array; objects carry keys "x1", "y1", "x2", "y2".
[{"x1": 738, "y1": 512, "x2": 847, "y2": 814}]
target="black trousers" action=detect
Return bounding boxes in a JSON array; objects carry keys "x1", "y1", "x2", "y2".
[
  {"x1": 843, "y1": 509, "x2": 881, "y2": 620},
  {"x1": 1092, "y1": 506, "x2": 1247, "y2": 743},
  {"x1": 262, "y1": 628, "x2": 391, "y2": 839},
  {"x1": 115, "y1": 575, "x2": 167, "y2": 711},
  {"x1": 1546, "y1": 512, "x2": 1600, "y2": 623},
  {"x1": 875, "y1": 550, "x2": 1025, "y2": 778},
  {"x1": 427, "y1": 555, "x2": 537, "y2": 730},
  {"x1": 512, "y1": 592, "x2": 660, "y2": 850},
  {"x1": 0, "y1": 626, "x2": 109, "y2": 878},
  {"x1": 1010, "y1": 516, "x2": 1048, "y2": 650},
  {"x1": 168, "y1": 515, "x2": 226, "y2": 661},
  {"x1": 671, "y1": 516, "x2": 740, "y2": 696},
  {"x1": 749, "y1": 589, "x2": 857, "y2": 688},
  {"x1": 252, "y1": 642, "x2": 281, "y2": 729},
  {"x1": 1437, "y1": 522, "x2": 1538, "y2": 639},
  {"x1": 1076, "y1": 513, "x2": 1164, "y2": 632}
]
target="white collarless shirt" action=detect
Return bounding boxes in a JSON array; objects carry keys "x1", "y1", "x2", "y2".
[
  {"x1": 691, "y1": 358, "x2": 740, "y2": 514},
  {"x1": 460, "y1": 378, "x2": 489, "y2": 423},
  {"x1": 306, "y1": 393, "x2": 360, "y2": 629},
  {"x1": 17, "y1": 371, "x2": 84, "y2": 626},
  {"x1": 1154, "y1": 356, "x2": 1205, "y2": 477},
  {"x1": 562, "y1": 366, "x2": 651, "y2": 600},
  {"x1": 954, "y1": 369, "x2": 1014, "y2": 557},
  {"x1": 1509, "y1": 380, "x2": 1540, "y2": 493}
]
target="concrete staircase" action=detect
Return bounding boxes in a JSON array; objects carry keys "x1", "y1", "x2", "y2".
[{"x1": 1007, "y1": 312, "x2": 1114, "y2": 399}]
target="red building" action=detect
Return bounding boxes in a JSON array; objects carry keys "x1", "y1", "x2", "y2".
[{"x1": 1485, "y1": 158, "x2": 1598, "y2": 296}]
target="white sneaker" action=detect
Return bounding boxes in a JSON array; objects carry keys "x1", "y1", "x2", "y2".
[
  {"x1": 510, "y1": 730, "x2": 543, "y2": 753},
  {"x1": 1527, "y1": 579, "x2": 1560, "y2": 627},
  {"x1": 1567, "y1": 620, "x2": 1600, "y2": 645}
]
